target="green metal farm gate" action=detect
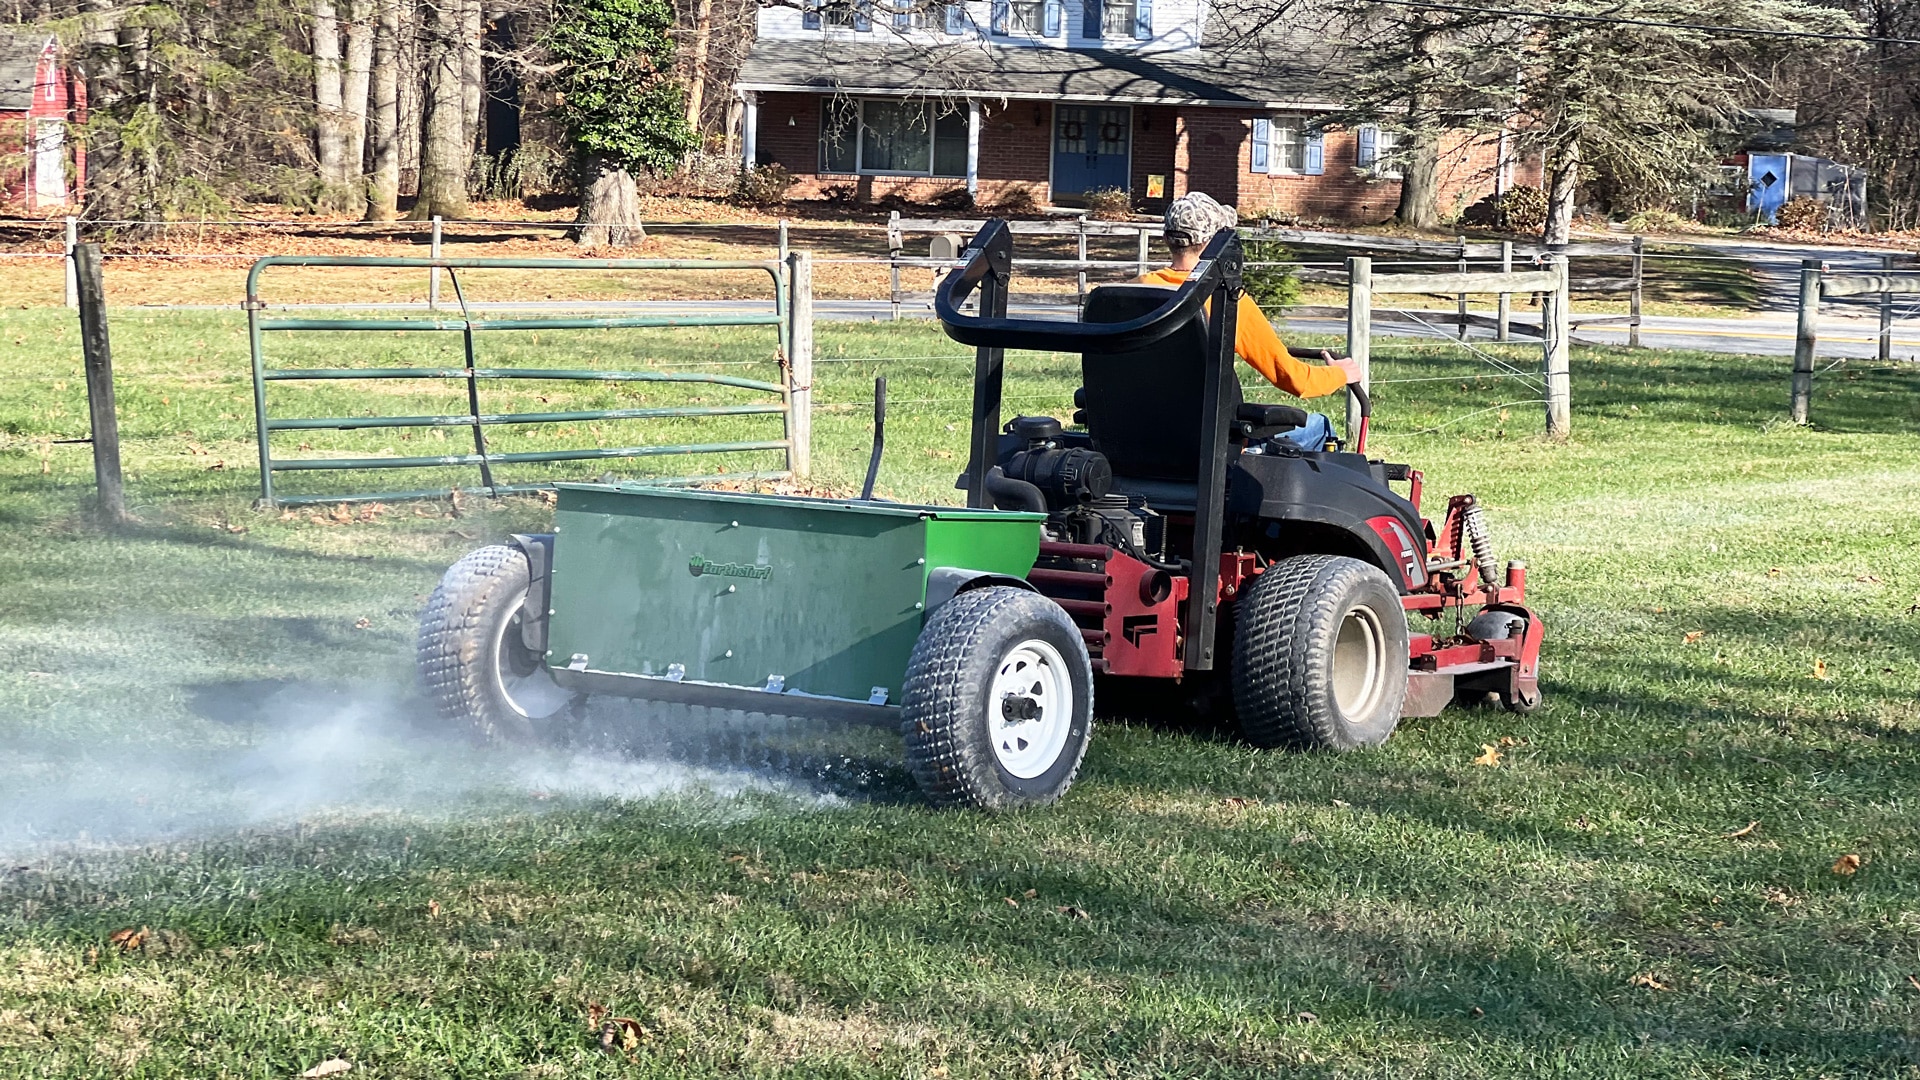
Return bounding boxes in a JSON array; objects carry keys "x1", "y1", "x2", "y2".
[{"x1": 244, "y1": 253, "x2": 815, "y2": 508}]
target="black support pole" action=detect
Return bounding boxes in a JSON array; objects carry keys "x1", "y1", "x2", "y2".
[
  {"x1": 1183, "y1": 233, "x2": 1242, "y2": 672},
  {"x1": 73, "y1": 242, "x2": 127, "y2": 525},
  {"x1": 964, "y1": 236, "x2": 1011, "y2": 509}
]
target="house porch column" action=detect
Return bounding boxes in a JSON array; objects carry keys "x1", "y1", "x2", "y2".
[
  {"x1": 741, "y1": 91, "x2": 759, "y2": 170},
  {"x1": 966, "y1": 98, "x2": 981, "y2": 199}
]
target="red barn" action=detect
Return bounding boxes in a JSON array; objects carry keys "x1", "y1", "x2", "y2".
[{"x1": 1, "y1": 31, "x2": 86, "y2": 212}]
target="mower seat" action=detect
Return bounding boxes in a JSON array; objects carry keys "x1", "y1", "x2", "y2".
[{"x1": 1079, "y1": 285, "x2": 1303, "y2": 509}]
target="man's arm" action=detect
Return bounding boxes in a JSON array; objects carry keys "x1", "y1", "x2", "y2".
[{"x1": 1233, "y1": 294, "x2": 1354, "y2": 399}]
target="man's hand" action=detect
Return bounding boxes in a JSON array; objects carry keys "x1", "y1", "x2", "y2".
[{"x1": 1321, "y1": 350, "x2": 1364, "y2": 385}]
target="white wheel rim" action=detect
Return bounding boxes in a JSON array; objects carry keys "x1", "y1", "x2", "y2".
[
  {"x1": 491, "y1": 587, "x2": 569, "y2": 720},
  {"x1": 987, "y1": 638, "x2": 1075, "y2": 779},
  {"x1": 1331, "y1": 604, "x2": 1387, "y2": 719}
]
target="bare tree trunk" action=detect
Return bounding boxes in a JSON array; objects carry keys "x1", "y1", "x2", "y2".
[
  {"x1": 575, "y1": 157, "x2": 643, "y2": 248},
  {"x1": 1544, "y1": 136, "x2": 1581, "y2": 244},
  {"x1": 396, "y1": 0, "x2": 421, "y2": 195},
  {"x1": 685, "y1": 0, "x2": 712, "y2": 133},
  {"x1": 459, "y1": 0, "x2": 483, "y2": 155},
  {"x1": 410, "y1": 0, "x2": 471, "y2": 219},
  {"x1": 1395, "y1": 133, "x2": 1440, "y2": 229},
  {"x1": 314, "y1": 0, "x2": 347, "y2": 188},
  {"x1": 342, "y1": 0, "x2": 375, "y2": 177},
  {"x1": 364, "y1": 0, "x2": 401, "y2": 220}
]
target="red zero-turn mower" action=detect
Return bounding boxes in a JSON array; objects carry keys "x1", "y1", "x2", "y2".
[{"x1": 933, "y1": 220, "x2": 1544, "y2": 753}]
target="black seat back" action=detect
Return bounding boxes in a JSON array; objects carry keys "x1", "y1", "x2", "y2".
[{"x1": 1079, "y1": 285, "x2": 1241, "y2": 483}]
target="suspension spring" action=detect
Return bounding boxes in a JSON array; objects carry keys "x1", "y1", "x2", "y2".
[{"x1": 1461, "y1": 495, "x2": 1500, "y2": 587}]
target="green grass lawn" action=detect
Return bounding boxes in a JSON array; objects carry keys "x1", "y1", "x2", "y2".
[{"x1": 2, "y1": 307, "x2": 1919, "y2": 1078}]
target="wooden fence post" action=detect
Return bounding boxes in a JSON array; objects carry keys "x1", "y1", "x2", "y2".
[
  {"x1": 1544, "y1": 254, "x2": 1571, "y2": 439},
  {"x1": 785, "y1": 249, "x2": 813, "y2": 478},
  {"x1": 1880, "y1": 254, "x2": 1895, "y2": 363},
  {"x1": 778, "y1": 218, "x2": 789, "y2": 266},
  {"x1": 1791, "y1": 259, "x2": 1820, "y2": 424},
  {"x1": 73, "y1": 243, "x2": 128, "y2": 524},
  {"x1": 1496, "y1": 240, "x2": 1512, "y2": 342},
  {"x1": 887, "y1": 210, "x2": 902, "y2": 322},
  {"x1": 63, "y1": 216, "x2": 79, "y2": 309},
  {"x1": 1456, "y1": 235, "x2": 1470, "y2": 339},
  {"x1": 1629, "y1": 236, "x2": 1644, "y2": 349},
  {"x1": 429, "y1": 215, "x2": 443, "y2": 310},
  {"x1": 1346, "y1": 256, "x2": 1371, "y2": 440},
  {"x1": 1076, "y1": 219, "x2": 1090, "y2": 312}
]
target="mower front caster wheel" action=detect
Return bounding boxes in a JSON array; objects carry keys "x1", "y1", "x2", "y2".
[
  {"x1": 417, "y1": 545, "x2": 573, "y2": 742},
  {"x1": 1233, "y1": 554, "x2": 1409, "y2": 751},
  {"x1": 901, "y1": 586, "x2": 1095, "y2": 810}
]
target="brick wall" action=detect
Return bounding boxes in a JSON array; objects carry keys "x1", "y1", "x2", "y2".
[{"x1": 754, "y1": 91, "x2": 1538, "y2": 220}]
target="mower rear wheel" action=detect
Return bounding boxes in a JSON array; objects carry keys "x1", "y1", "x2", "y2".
[
  {"x1": 901, "y1": 586, "x2": 1094, "y2": 810},
  {"x1": 1232, "y1": 554, "x2": 1409, "y2": 751},
  {"x1": 417, "y1": 545, "x2": 572, "y2": 742}
]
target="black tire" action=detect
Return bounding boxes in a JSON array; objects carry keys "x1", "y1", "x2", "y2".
[
  {"x1": 901, "y1": 586, "x2": 1095, "y2": 810},
  {"x1": 417, "y1": 545, "x2": 572, "y2": 742},
  {"x1": 1232, "y1": 554, "x2": 1409, "y2": 751}
]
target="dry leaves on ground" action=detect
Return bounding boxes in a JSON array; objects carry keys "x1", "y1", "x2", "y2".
[
  {"x1": 298, "y1": 1059, "x2": 352, "y2": 1077},
  {"x1": 1629, "y1": 972, "x2": 1672, "y2": 991},
  {"x1": 1832, "y1": 854, "x2": 1862, "y2": 876},
  {"x1": 1683, "y1": 630, "x2": 1705, "y2": 644},
  {"x1": 1723, "y1": 821, "x2": 1760, "y2": 839},
  {"x1": 1812, "y1": 658, "x2": 1830, "y2": 680},
  {"x1": 1472, "y1": 743, "x2": 1503, "y2": 767}
]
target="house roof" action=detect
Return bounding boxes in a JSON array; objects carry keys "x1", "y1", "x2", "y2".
[
  {"x1": 0, "y1": 32, "x2": 53, "y2": 112},
  {"x1": 735, "y1": 39, "x2": 1348, "y2": 109}
]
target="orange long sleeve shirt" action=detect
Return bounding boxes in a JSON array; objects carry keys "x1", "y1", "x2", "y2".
[{"x1": 1136, "y1": 267, "x2": 1348, "y2": 399}]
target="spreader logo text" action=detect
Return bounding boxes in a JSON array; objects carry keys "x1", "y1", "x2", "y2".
[{"x1": 688, "y1": 555, "x2": 773, "y2": 581}]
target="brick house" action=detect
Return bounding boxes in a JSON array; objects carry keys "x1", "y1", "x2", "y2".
[
  {"x1": 733, "y1": 3, "x2": 1537, "y2": 221},
  {"x1": 0, "y1": 31, "x2": 86, "y2": 211}
]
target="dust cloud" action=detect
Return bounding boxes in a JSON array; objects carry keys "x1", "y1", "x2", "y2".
[{"x1": 0, "y1": 682, "x2": 878, "y2": 861}]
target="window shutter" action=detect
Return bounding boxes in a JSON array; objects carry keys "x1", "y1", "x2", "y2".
[
  {"x1": 992, "y1": 0, "x2": 1009, "y2": 33},
  {"x1": 1133, "y1": 0, "x2": 1151, "y2": 39},
  {"x1": 803, "y1": 0, "x2": 821, "y2": 29},
  {"x1": 945, "y1": 1, "x2": 964, "y2": 31},
  {"x1": 853, "y1": 0, "x2": 872, "y2": 29},
  {"x1": 1043, "y1": 0, "x2": 1061, "y2": 35},
  {"x1": 1250, "y1": 118, "x2": 1269, "y2": 173},
  {"x1": 1082, "y1": 0, "x2": 1101, "y2": 37},
  {"x1": 1357, "y1": 125, "x2": 1377, "y2": 168},
  {"x1": 1304, "y1": 130, "x2": 1324, "y2": 175}
]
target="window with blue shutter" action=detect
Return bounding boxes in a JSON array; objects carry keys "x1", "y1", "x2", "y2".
[
  {"x1": 1082, "y1": 0, "x2": 1100, "y2": 36},
  {"x1": 1357, "y1": 125, "x2": 1377, "y2": 168},
  {"x1": 1043, "y1": 0, "x2": 1061, "y2": 35},
  {"x1": 1250, "y1": 118, "x2": 1270, "y2": 173},
  {"x1": 803, "y1": 0, "x2": 821, "y2": 29},
  {"x1": 992, "y1": 0, "x2": 1010, "y2": 33},
  {"x1": 945, "y1": 1, "x2": 964, "y2": 30},
  {"x1": 1303, "y1": 130, "x2": 1324, "y2": 175},
  {"x1": 894, "y1": 0, "x2": 911, "y2": 29},
  {"x1": 1133, "y1": 0, "x2": 1151, "y2": 39},
  {"x1": 853, "y1": 0, "x2": 873, "y2": 29}
]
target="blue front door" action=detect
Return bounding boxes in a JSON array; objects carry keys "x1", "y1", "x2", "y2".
[
  {"x1": 1747, "y1": 153, "x2": 1790, "y2": 222},
  {"x1": 1052, "y1": 105, "x2": 1131, "y2": 203}
]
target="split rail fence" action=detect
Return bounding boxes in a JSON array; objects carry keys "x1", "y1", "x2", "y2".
[{"x1": 1791, "y1": 258, "x2": 1920, "y2": 423}]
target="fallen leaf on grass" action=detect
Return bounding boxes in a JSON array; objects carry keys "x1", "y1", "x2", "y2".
[
  {"x1": 1762, "y1": 886, "x2": 1797, "y2": 907},
  {"x1": 1856, "y1": 574, "x2": 1882, "y2": 583},
  {"x1": 1683, "y1": 630, "x2": 1705, "y2": 644},
  {"x1": 298, "y1": 1061, "x2": 352, "y2": 1078},
  {"x1": 1906, "y1": 975, "x2": 1920, "y2": 992},
  {"x1": 1003, "y1": 896, "x2": 1019, "y2": 907},
  {"x1": 1023, "y1": 888, "x2": 1038, "y2": 899},
  {"x1": 1832, "y1": 854, "x2": 1862, "y2": 876},
  {"x1": 1767, "y1": 567, "x2": 1782, "y2": 578},
  {"x1": 1472, "y1": 743, "x2": 1503, "y2": 767},
  {"x1": 596, "y1": 1017, "x2": 648, "y2": 1053},
  {"x1": 425, "y1": 900, "x2": 441, "y2": 918},
  {"x1": 1723, "y1": 821, "x2": 1760, "y2": 839},
  {"x1": 352, "y1": 618, "x2": 372, "y2": 630},
  {"x1": 1220, "y1": 796, "x2": 1259, "y2": 809},
  {"x1": 1294, "y1": 1011, "x2": 1318, "y2": 1023},
  {"x1": 1056, "y1": 905, "x2": 1090, "y2": 920},
  {"x1": 108, "y1": 927, "x2": 148, "y2": 952},
  {"x1": 1812, "y1": 658, "x2": 1830, "y2": 680},
  {"x1": 1628, "y1": 972, "x2": 1671, "y2": 991}
]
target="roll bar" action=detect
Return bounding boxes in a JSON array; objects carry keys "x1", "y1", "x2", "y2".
[{"x1": 934, "y1": 219, "x2": 1243, "y2": 354}]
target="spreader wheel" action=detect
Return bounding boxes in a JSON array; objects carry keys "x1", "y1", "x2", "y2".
[
  {"x1": 1232, "y1": 554, "x2": 1409, "y2": 751},
  {"x1": 901, "y1": 586, "x2": 1094, "y2": 810},
  {"x1": 417, "y1": 545, "x2": 572, "y2": 742}
]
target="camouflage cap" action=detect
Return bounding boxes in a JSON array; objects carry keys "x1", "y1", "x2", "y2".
[{"x1": 1163, "y1": 192, "x2": 1238, "y2": 250}]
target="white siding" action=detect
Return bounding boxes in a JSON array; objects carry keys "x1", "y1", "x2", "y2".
[{"x1": 755, "y1": 0, "x2": 1201, "y2": 52}]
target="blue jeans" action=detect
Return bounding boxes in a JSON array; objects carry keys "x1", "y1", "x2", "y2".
[{"x1": 1269, "y1": 412, "x2": 1337, "y2": 452}]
